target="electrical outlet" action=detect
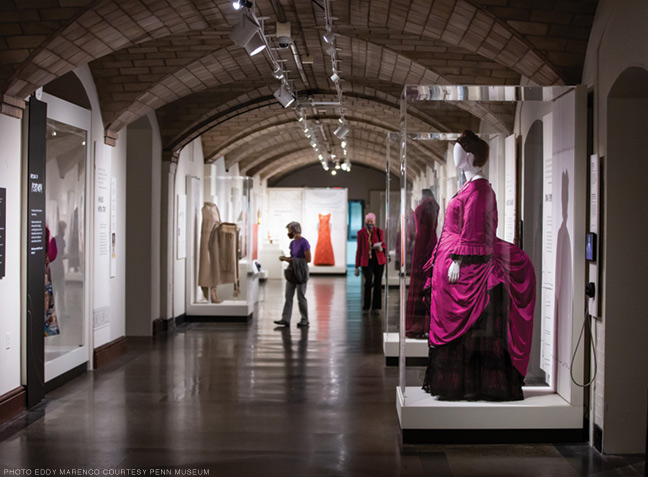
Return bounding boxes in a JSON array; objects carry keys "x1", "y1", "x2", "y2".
[{"x1": 5, "y1": 332, "x2": 10, "y2": 350}]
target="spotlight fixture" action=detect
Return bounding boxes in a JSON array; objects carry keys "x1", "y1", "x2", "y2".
[
  {"x1": 323, "y1": 31, "x2": 335, "y2": 44},
  {"x1": 341, "y1": 140, "x2": 347, "y2": 148},
  {"x1": 325, "y1": 45, "x2": 336, "y2": 56},
  {"x1": 273, "y1": 84, "x2": 295, "y2": 107},
  {"x1": 244, "y1": 32, "x2": 266, "y2": 56},
  {"x1": 272, "y1": 65, "x2": 284, "y2": 80},
  {"x1": 331, "y1": 169, "x2": 337, "y2": 175},
  {"x1": 335, "y1": 161, "x2": 341, "y2": 170},
  {"x1": 334, "y1": 124, "x2": 349, "y2": 139},
  {"x1": 330, "y1": 72, "x2": 340, "y2": 83},
  {"x1": 230, "y1": 14, "x2": 261, "y2": 48},
  {"x1": 232, "y1": 0, "x2": 253, "y2": 9}
]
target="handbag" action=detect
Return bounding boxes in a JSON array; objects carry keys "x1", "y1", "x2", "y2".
[{"x1": 284, "y1": 264, "x2": 297, "y2": 284}]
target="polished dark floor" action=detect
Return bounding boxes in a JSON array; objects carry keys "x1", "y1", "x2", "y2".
[{"x1": 0, "y1": 272, "x2": 645, "y2": 475}]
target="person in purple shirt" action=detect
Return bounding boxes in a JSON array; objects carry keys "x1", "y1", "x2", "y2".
[{"x1": 274, "y1": 221, "x2": 311, "y2": 328}]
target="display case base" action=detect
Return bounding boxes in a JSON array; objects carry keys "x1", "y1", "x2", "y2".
[
  {"x1": 396, "y1": 386, "x2": 585, "y2": 444},
  {"x1": 383, "y1": 332, "x2": 429, "y2": 366},
  {"x1": 186, "y1": 300, "x2": 255, "y2": 322}
]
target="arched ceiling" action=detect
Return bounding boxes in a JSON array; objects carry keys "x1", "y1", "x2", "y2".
[{"x1": 0, "y1": 0, "x2": 598, "y2": 181}]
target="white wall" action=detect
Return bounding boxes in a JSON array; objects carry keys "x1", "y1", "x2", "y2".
[
  {"x1": 0, "y1": 114, "x2": 23, "y2": 396},
  {"x1": 581, "y1": 0, "x2": 648, "y2": 454},
  {"x1": 173, "y1": 139, "x2": 205, "y2": 319},
  {"x1": 74, "y1": 65, "x2": 127, "y2": 349}
]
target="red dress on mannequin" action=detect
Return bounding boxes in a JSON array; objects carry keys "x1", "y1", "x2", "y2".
[{"x1": 314, "y1": 213, "x2": 335, "y2": 266}]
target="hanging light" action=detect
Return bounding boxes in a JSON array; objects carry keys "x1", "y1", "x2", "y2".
[
  {"x1": 244, "y1": 32, "x2": 266, "y2": 56},
  {"x1": 230, "y1": 14, "x2": 260, "y2": 48},
  {"x1": 272, "y1": 64, "x2": 284, "y2": 80},
  {"x1": 330, "y1": 72, "x2": 340, "y2": 83},
  {"x1": 232, "y1": 0, "x2": 253, "y2": 9},
  {"x1": 273, "y1": 84, "x2": 295, "y2": 107},
  {"x1": 331, "y1": 169, "x2": 337, "y2": 175},
  {"x1": 323, "y1": 31, "x2": 335, "y2": 44},
  {"x1": 334, "y1": 123, "x2": 349, "y2": 139},
  {"x1": 325, "y1": 45, "x2": 336, "y2": 57},
  {"x1": 341, "y1": 140, "x2": 347, "y2": 149}
]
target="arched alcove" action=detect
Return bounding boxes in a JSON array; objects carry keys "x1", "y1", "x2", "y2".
[
  {"x1": 43, "y1": 72, "x2": 91, "y2": 110},
  {"x1": 523, "y1": 120, "x2": 544, "y2": 383},
  {"x1": 604, "y1": 66, "x2": 648, "y2": 453}
]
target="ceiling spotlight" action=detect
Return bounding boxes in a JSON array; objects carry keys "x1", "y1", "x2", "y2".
[
  {"x1": 323, "y1": 31, "x2": 335, "y2": 44},
  {"x1": 232, "y1": 0, "x2": 253, "y2": 9},
  {"x1": 318, "y1": 154, "x2": 323, "y2": 160},
  {"x1": 341, "y1": 162, "x2": 347, "y2": 171},
  {"x1": 325, "y1": 45, "x2": 336, "y2": 57},
  {"x1": 331, "y1": 170, "x2": 337, "y2": 175},
  {"x1": 230, "y1": 14, "x2": 260, "y2": 48},
  {"x1": 330, "y1": 72, "x2": 340, "y2": 83},
  {"x1": 341, "y1": 140, "x2": 347, "y2": 148},
  {"x1": 272, "y1": 65, "x2": 284, "y2": 80},
  {"x1": 335, "y1": 162, "x2": 341, "y2": 170},
  {"x1": 244, "y1": 32, "x2": 266, "y2": 56},
  {"x1": 273, "y1": 84, "x2": 295, "y2": 107},
  {"x1": 334, "y1": 124, "x2": 349, "y2": 139}
]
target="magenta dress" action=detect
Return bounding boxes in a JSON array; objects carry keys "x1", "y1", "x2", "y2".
[
  {"x1": 405, "y1": 196, "x2": 439, "y2": 338},
  {"x1": 423, "y1": 178, "x2": 535, "y2": 401}
]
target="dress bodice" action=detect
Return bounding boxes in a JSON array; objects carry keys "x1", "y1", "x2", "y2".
[{"x1": 441, "y1": 178, "x2": 497, "y2": 257}]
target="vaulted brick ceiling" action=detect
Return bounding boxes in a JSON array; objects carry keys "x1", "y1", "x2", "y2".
[{"x1": 0, "y1": 0, "x2": 597, "y2": 180}]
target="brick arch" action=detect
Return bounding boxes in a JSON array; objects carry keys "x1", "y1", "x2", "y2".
[
  {"x1": 115, "y1": 35, "x2": 513, "y2": 146},
  {"x1": 235, "y1": 130, "x2": 431, "y2": 180},
  {"x1": 339, "y1": 0, "x2": 564, "y2": 85},
  {"x1": 215, "y1": 105, "x2": 443, "y2": 168},
  {"x1": 3, "y1": 0, "x2": 233, "y2": 99},
  {"x1": 251, "y1": 145, "x2": 403, "y2": 182}
]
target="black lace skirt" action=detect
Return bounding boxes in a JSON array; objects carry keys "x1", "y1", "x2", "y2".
[{"x1": 422, "y1": 283, "x2": 525, "y2": 401}]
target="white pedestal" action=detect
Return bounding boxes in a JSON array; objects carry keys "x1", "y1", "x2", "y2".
[
  {"x1": 396, "y1": 386, "x2": 584, "y2": 443},
  {"x1": 258, "y1": 243, "x2": 283, "y2": 279},
  {"x1": 383, "y1": 332, "x2": 429, "y2": 365}
]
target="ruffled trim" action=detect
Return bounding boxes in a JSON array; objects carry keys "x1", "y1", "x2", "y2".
[
  {"x1": 451, "y1": 242, "x2": 492, "y2": 257},
  {"x1": 450, "y1": 253, "x2": 492, "y2": 264}
]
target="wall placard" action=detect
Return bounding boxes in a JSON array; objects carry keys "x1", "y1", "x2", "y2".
[
  {"x1": 176, "y1": 193, "x2": 186, "y2": 260},
  {"x1": 0, "y1": 187, "x2": 5, "y2": 279},
  {"x1": 110, "y1": 176, "x2": 117, "y2": 277}
]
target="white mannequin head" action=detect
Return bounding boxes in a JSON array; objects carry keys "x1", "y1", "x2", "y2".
[
  {"x1": 453, "y1": 142, "x2": 481, "y2": 175},
  {"x1": 453, "y1": 130, "x2": 489, "y2": 180}
]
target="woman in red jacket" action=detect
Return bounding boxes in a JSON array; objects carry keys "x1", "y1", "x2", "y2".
[{"x1": 355, "y1": 213, "x2": 387, "y2": 314}]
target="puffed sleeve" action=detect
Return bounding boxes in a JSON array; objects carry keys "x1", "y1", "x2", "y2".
[{"x1": 451, "y1": 182, "x2": 495, "y2": 257}]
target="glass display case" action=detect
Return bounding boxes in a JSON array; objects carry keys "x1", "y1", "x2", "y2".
[
  {"x1": 185, "y1": 174, "x2": 259, "y2": 319},
  {"x1": 396, "y1": 85, "x2": 589, "y2": 443},
  {"x1": 43, "y1": 93, "x2": 91, "y2": 382}
]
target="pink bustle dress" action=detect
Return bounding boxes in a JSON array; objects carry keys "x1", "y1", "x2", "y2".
[{"x1": 422, "y1": 178, "x2": 536, "y2": 401}]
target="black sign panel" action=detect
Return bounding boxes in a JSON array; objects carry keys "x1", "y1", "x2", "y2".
[
  {"x1": 0, "y1": 187, "x2": 5, "y2": 279},
  {"x1": 26, "y1": 97, "x2": 47, "y2": 408}
]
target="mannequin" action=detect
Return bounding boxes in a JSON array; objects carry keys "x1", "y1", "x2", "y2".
[
  {"x1": 198, "y1": 202, "x2": 240, "y2": 302},
  {"x1": 405, "y1": 189, "x2": 439, "y2": 338},
  {"x1": 447, "y1": 141, "x2": 485, "y2": 283},
  {"x1": 422, "y1": 130, "x2": 536, "y2": 401}
]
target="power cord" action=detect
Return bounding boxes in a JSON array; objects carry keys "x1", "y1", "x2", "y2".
[{"x1": 570, "y1": 285, "x2": 598, "y2": 387}]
